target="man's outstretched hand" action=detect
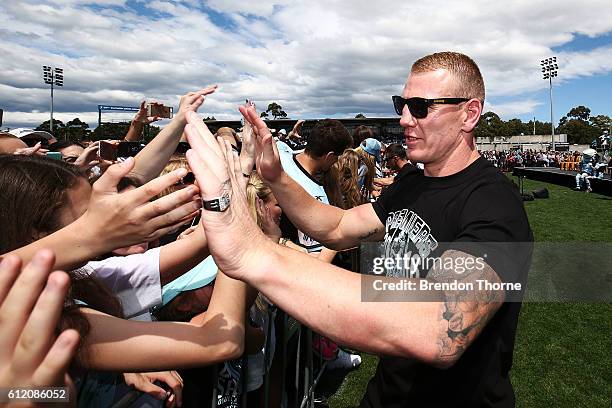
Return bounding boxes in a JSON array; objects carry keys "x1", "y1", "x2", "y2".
[{"x1": 184, "y1": 111, "x2": 268, "y2": 282}]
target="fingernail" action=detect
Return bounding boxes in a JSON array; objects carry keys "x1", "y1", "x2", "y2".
[{"x1": 175, "y1": 168, "x2": 188, "y2": 177}]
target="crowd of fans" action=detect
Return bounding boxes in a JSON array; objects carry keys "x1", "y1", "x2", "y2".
[
  {"x1": 480, "y1": 148, "x2": 610, "y2": 178},
  {"x1": 0, "y1": 85, "x2": 428, "y2": 408}
]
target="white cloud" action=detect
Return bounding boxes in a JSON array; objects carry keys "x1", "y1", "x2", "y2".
[
  {"x1": 1, "y1": 0, "x2": 611, "y2": 130},
  {"x1": 485, "y1": 100, "x2": 543, "y2": 118}
]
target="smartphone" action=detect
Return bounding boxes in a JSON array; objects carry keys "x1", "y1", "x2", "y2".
[
  {"x1": 117, "y1": 142, "x2": 145, "y2": 157},
  {"x1": 46, "y1": 151, "x2": 63, "y2": 160},
  {"x1": 146, "y1": 103, "x2": 173, "y2": 119},
  {"x1": 99, "y1": 141, "x2": 118, "y2": 161},
  {"x1": 99, "y1": 141, "x2": 145, "y2": 161}
]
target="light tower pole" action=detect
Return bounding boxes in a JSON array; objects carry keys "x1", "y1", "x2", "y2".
[
  {"x1": 42, "y1": 66, "x2": 64, "y2": 135},
  {"x1": 540, "y1": 57, "x2": 558, "y2": 151}
]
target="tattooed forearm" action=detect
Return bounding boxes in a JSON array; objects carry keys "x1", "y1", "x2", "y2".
[
  {"x1": 358, "y1": 226, "x2": 384, "y2": 241},
  {"x1": 429, "y1": 250, "x2": 504, "y2": 366}
]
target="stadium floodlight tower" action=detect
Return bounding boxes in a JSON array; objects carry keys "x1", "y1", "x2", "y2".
[
  {"x1": 540, "y1": 57, "x2": 558, "y2": 151},
  {"x1": 42, "y1": 66, "x2": 64, "y2": 135}
]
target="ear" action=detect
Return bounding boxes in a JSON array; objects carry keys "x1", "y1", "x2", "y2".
[
  {"x1": 324, "y1": 152, "x2": 336, "y2": 162},
  {"x1": 461, "y1": 99, "x2": 483, "y2": 133}
]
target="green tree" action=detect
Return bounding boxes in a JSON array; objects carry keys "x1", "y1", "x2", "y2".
[
  {"x1": 589, "y1": 114, "x2": 611, "y2": 135},
  {"x1": 63, "y1": 118, "x2": 90, "y2": 143},
  {"x1": 506, "y1": 118, "x2": 524, "y2": 136},
  {"x1": 36, "y1": 119, "x2": 65, "y2": 137},
  {"x1": 567, "y1": 105, "x2": 591, "y2": 121},
  {"x1": 558, "y1": 119, "x2": 600, "y2": 144},
  {"x1": 260, "y1": 102, "x2": 288, "y2": 120},
  {"x1": 91, "y1": 122, "x2": 131, "y2": 141},
  {"x1": 557, "y1": 106, "x2": 600, "y2": 144},
  {"x1": 355, "y1": 113, "x2": 366, "y2": 119},
  {"x1": 475, "y1": 111, "x2": 507, "y2": 141}
]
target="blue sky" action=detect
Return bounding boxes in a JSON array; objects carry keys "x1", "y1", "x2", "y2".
[{"x1": 0, "y1": 0, "x2": 610, "y2": 130}]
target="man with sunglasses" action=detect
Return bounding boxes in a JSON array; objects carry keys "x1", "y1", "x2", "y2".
[{"x1": 185, "y1": 51, "x2": 532, "y2": 408}]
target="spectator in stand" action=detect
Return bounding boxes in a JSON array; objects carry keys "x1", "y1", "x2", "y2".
[
  {"x1": 575, "y1": 158, "x2": 594, "y2": 192},
  {"x1": 384, "y1": 143, "x2": 417, "y2": 177}
]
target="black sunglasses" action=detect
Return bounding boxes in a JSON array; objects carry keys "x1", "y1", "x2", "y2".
[{"x1": 392, "y1": 96, "x2": 469, "y2": 118}]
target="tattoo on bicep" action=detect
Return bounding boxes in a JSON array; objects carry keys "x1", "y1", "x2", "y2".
[{"x1": 430, "y1": 250, "x2": 504, "y2": 363}]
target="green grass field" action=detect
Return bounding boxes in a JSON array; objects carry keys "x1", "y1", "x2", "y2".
[{"x1": 328, "y1": 175, "x2": 612, "y2": 408}]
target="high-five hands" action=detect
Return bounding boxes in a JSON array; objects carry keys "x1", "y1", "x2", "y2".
[
  {"x1": 184, "y1": 111, "x2": 265, "y2": 282},
  {"x1": 238, "y1": 105, "x2": 283, "y2": 184}
]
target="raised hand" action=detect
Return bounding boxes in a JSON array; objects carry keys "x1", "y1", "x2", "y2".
[
  {"x1": 175, "y1": 86, "x2": 218, "y2": 124},
  {"x1": 238, "y1": 105, "x2": 283, "y2": 184},
  {"x1": 184, "y1": 111, "x2": 266, "y2": 281},
  {"x1": 14, "y1": 142, "x2": 48, "y2": 156},
  {"x1": 73, "y1": 141, "x2": 101, "y2": 169},
  {"x1": 134, "y1": 101, "x2": 163, "y2": 124},
  {"x1": 238, "y1": 102, "x2": 256, "y2": 174},
  {"x1": 83, "y1": 157, "x2": 202, "y2": 250},
  {"x1": 0, "y1": 250, "x2": 79, "y2": 407},
  {"x1": 256, "y1": 197, "x2": 281, "y2": 242}
]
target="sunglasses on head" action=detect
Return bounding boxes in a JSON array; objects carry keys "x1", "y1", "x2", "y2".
[{"x1": 392, "y1": 96, "x2": 469, "y2": 119}]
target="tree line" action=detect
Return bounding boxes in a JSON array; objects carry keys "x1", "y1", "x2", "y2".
[
  {"x1": 32, "y1": 104, "x2": 609, "y2": 146},
  {"x1": 474, "y1": 105, "x2": 610, "y2": 145}
]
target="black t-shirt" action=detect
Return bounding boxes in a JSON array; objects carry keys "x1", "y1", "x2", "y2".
[{"x1": 363, "y1": 156, "x2": 533, "y2": 408}]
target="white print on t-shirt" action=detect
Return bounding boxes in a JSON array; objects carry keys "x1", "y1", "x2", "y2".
[
  {"x1": 297, "y1": 195, "x2": 326, "y2": 252},
  {"x1": 383, "y1": 209, "x2": 438, "y2": 278}
]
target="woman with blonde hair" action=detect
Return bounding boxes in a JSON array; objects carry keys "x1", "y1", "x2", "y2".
[
  {"x1": 353, "y1": 146, "x2": 376, "y2": 199},
  {"x1": 333, "y1": 149, "x2": 369, "y2": 208}
]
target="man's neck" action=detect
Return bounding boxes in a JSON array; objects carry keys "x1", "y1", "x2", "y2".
[
  {"x1": 424, "y1": 137, "x2": 481, "y2": 177},
  {"x1": 296, "y1": 152, "x2": 322, "y2": 176}
]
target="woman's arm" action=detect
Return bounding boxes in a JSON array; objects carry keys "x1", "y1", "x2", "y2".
[
  {"x1": 158, "y1": 217, "x2": 209, "y2": 285},
  {"x1": 79, "y1": 270, "x2": 246, "y2": 372},
  {"x1": 2, "y1": 159, "x2": 200, "y2": 271},
  {"x1": 130, "y1": 87, "x2": 217, "y2": 183}
]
